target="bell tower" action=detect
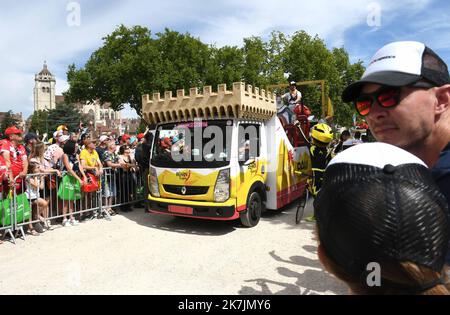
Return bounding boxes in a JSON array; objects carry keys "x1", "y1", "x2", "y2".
[{"x1": 34, "y1": 61, "x2": 56, "y2": 111}]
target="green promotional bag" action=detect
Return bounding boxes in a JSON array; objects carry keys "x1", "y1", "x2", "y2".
[
  {"x1": 0, "y1": 193, "x2": 12, "y2": 226},
  {"x1": 14, "y1": 193, "x2": 32, "y2": 224},
  {"x1": 0, "y1": 192, "x2": 31, "y2": 226},
  {"x1": 57, "y1": 175, "x2": 81, "y2": 201}
]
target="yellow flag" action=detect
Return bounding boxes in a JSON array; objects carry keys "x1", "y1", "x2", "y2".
[{"x1": 327, "y1": 97, "x2": 334, "y2": 117}]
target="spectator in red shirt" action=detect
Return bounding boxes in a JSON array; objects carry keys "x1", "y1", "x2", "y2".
[{"x1": 0, "y1": 126, "x2": 28, "y2": 193}]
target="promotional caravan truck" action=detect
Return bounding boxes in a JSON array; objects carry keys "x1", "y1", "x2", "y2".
[{"x1": 142, "y1": 82, "x2": 312, "y2": 227}]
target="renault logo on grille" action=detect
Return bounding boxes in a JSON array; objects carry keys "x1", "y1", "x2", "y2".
[{"x1": 181, "y1": 187, "x2": 187, "y2": 195}]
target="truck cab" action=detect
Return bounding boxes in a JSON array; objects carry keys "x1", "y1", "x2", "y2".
[{"x1": 143, "y1": 82, "x2": 311, "y2": 227}]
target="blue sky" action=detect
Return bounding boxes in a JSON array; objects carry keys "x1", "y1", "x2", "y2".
[{"x1": 1, "y1": 0, "x2": 449, "y2": 120}]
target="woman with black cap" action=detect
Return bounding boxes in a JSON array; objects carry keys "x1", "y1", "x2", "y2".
[
  {"x1": 314, "y1": 143, "x2": 450, "y2": 295},
  {"x1": 24, "y1": 132, "x2": 39, "y2": 156}
]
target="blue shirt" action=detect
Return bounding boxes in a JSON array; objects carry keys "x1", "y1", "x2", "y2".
[{"x1": 432, "y1": 142, "x2": 450, "y2": 264}]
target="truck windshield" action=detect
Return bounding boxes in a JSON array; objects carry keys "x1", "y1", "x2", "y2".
[{"x1": 151, "y1": 120, "x2": 232, "y2": 169}]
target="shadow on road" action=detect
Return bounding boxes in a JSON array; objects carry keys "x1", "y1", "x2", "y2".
[
  {"x1": 261, "y1": 200, "x2": 316, "y2": 231},
  {"x1": 238, "y1": 248, "x2": 348, "y2": 295},
  {"x1": 122, "y1": 202, "x2": 316, "y2": 236},
  {"x1": 120, "y1": 207, "x2": 239, "y2": 236}
]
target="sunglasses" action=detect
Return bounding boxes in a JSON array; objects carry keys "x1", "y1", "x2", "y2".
[{"x1": 354, "y1": 82, "x2": 436, "y2": 116}]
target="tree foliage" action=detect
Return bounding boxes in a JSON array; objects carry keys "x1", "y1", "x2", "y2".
[
  {"x1": 65, "y1": 25, "x2": 365, "y2": 127},
  {"x1": 29, "y1": 110, "x2": 49, "y2": 135},
  {"x1": 0, "y1": 110, "x2": 20, "y2": 134},
  {"x1": 29, "y1": 103, "x2": 86, "y2": 135}
]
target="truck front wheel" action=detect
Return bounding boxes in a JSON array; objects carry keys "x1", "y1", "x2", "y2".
[{"x1": 240, "y1": 192, "x2": 262, "y2": 227}]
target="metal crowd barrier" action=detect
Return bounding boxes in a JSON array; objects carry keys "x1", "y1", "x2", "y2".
[
  {"x1": 1, "y1": 167, "x2": 146, "y2": 244},
  {"x1": 100, "y1": 167, "x2": 145, "y2": 212},
  {"x1": 0, "y1": 186, "x2": 15, "y2": 243}
]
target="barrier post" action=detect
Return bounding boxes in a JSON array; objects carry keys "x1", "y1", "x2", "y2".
[{"x1": 0, "y1": 189, "x2": 16, "y2": 244}]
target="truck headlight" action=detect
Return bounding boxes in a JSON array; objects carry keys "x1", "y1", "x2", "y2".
[
  {"x1": 149, "y1": 167, "x2": 160, "y2": 197},
  {"x1": 214, "y1": 169, "x2": 230, "y2": 202}
]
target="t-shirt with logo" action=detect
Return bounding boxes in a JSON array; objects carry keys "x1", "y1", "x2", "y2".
[{"x1": 80, "y1": 149, "x2": 100, "y2": 168}]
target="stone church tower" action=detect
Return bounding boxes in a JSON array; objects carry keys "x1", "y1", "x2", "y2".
[{"x1": 34, "y1": 62, "x2": 56, "y2": 111}]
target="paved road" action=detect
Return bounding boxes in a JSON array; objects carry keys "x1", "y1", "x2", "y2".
[{"x1": 0, "y1": 201, "x2": 347, "y2": 295}]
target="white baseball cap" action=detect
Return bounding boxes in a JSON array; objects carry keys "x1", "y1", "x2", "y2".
[
  {"x1": 59, "y1": 135, "x2": 70, "y2": 143},
  {"x1": 329, "y1": 142, "x2": 427, "y2": 169},
  {"x1": 99, "y1": 135, "x2": 110, "y2": 142},
  {"x1": 53, "y1": 130, "x2": 63, "y2": 139},
  {"x1": 342, "y1": 41, "x2": 450, "y2": 102}
]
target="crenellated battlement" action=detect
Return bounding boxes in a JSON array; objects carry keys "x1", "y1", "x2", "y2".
[{"x1": 142, "y1": 82, "x2": 276, "y2": 125}]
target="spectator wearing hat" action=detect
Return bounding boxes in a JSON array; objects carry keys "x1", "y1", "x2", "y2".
[
  {"x1": 137, "y1": 133, "x2": 145, "y2": 143},
  {"x1": 44, "y1": 134, "x2": 70, "y2": 172},
  {"x1": 121, "y1": 134, "x2": 131, "y2": 146},
  {"x1": 0, "y1": 126, "x2": 28, "y2": 194},
  {"x1": 282, "y1": 81, "x2": 302, "y2": 110},
  {"x1": 342, "y1": 41, "x2": 450, "y2": 267},
  {"x1": 80, "y1": 139, "x2": 103, "y2": 177},
  {"x1": 315, "y1": 143, "x2": 450, "y2": 295},
  {"x1": 57, "y1": 125, "x2": 69, "y2": 135},
  {"x1": 103, "y1": 142, "x2": 124, "y2": 216},
  {"x1": 80, "y1": 138, "x2": 103, "y2": 219},
  {"x1": 96, "y1": 135, "x2": 110, "y2": 166}
]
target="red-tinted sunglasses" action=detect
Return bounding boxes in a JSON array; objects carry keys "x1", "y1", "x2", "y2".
[
  {"x1": 354, "y1": 82, "x2": 435, "y2": 116},
  {"x1": 354, "y1": 86, "x2": 401, "y2": 116}
]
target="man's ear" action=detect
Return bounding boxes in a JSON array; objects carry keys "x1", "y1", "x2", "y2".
[{"x1": 435, "y1": 84, "x2": 450, "y2": 114}]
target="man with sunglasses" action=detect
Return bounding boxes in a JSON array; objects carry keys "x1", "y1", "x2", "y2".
[
  {"x1": 342, "y1": 41, "x2": 450, "y2": 266},
  {"x1": 0, "y1": 126, "x2": 28, "y2": 193}
]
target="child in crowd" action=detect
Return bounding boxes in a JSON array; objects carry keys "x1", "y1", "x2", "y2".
[{"x1": 26, "y1": 163, "x2": 52, "y2": 235}]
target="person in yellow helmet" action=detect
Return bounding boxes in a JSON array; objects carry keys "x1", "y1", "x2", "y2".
[
  {"x1": 305, "y1": 123, "x2": 334, "y2": 222},
  {"x1": 57, "y1": 125, "x2": 69, "y2": 135}
]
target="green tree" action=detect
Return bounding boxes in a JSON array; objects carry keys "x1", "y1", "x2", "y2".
[
  {"x1": 242, "y1": 36, "x2": 269, "y2": 87},
  {"x1": 65, "y1": 25, "x2": 364, "y2": 126},
  {"x1": 206, "y1": 45, "x2": 245, "y2": 88},
  {"x1": 65, "y1": 25, "x2": 162, "y2": 116},
  {"x1": 266, "y1": 31, "x2": 288, "y2": 86},
  {"x1": 66, "y1": 26, "x2": 217, "y2": 116},
  {"x1": 155, "y1": 29, "x2": 212, "y2": 92},
  {"x1": 0, "y1": 110, "x2": 19, "y2": 134},
  {"x1": 29, "y1": 110, "x2": 49, "y2": 135},
  {"x1": 330, "y1": 48, "x2": 365, "y2": 126},
  {"x1": 45, "y1": 103, "x2": 86, "y2": 133}
]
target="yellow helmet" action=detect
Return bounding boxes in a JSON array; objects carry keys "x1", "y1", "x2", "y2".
[
  {"x1": 57, "y1": 125, "x2": 68, "y2": 132},
  {"x1": 311, "y1": 123, "x2": 333, "y2": 144}
]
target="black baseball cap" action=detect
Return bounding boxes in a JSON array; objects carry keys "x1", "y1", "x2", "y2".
[
  {"x1": 24, "y1": 132, "x2": 38, "y2": 143},
  {"x1": 314, "y1": 143, "x2": 449, "y2": 290}
]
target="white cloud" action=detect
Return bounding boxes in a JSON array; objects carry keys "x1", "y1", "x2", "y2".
[{"x1": 0, "y1": 0, "x2": 439, "y2": 120}]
